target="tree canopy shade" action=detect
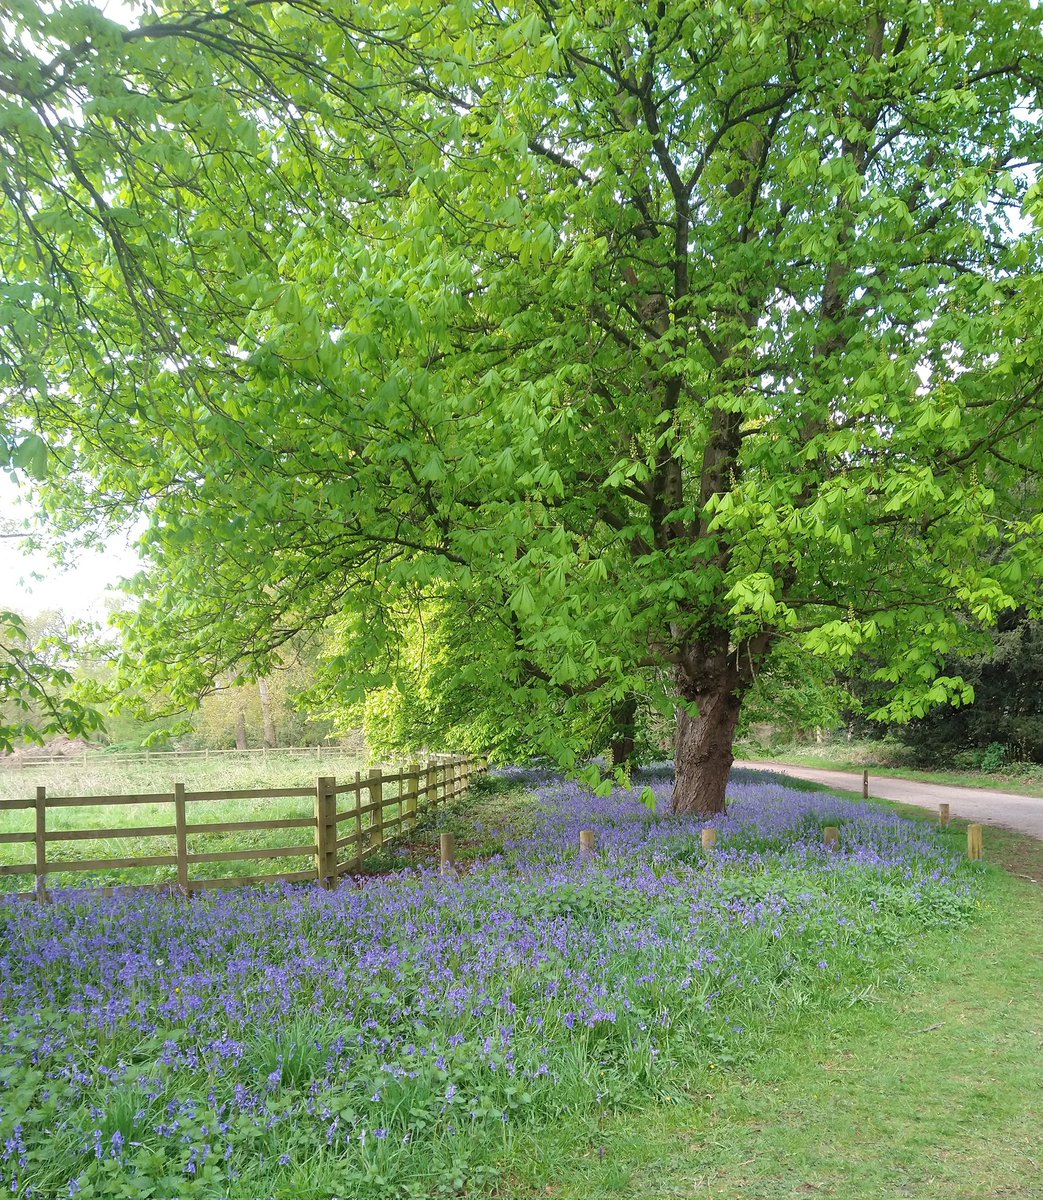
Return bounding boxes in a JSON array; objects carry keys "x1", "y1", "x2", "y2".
[{"x1": 3, "y1": 0, "x2": 1043, "y2": 811}]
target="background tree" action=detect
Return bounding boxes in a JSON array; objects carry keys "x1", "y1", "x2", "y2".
[
  {"x1": 0, "y1": 608, "x2": 103, "y2": 751},
  {"x1": 322, "y1": 590, "x2": 664, "y2": 767},
  {"x1": 879, "y1": 611, "x2": 1043, "y2": 766},
  {"x1": 3, "y1": 1, "x2": 1043, "y2": 811},
  {"x1": 736, "y1": 640, "x2": 855, "y2": 746}
]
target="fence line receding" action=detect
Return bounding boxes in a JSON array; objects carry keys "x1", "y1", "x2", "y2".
[{"x1": 0, "y1": 755, "x2": 483, "y2": 901}]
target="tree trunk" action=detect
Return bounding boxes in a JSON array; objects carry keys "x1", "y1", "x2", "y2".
[
  {"x1": 234, "y1": 706, "x2": 248, "y2": 751},
  {"x1": 672, "y1": 683, "x2": 743, "y2": 816},
  {"x1": 609, "y1": 695, "x2": 638, "y2": 768},
  {"x1": 258, "y1": 677, "x2": 278, "y2": 748}
]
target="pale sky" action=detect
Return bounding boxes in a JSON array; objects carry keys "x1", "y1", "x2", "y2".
[{"x1": 0, "y1": 478, "x2": 141, "y2": 621}]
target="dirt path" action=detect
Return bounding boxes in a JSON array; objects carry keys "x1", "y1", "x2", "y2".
[{"x1": 737, "y1": 760, "x2": 1043, "y2": 840}]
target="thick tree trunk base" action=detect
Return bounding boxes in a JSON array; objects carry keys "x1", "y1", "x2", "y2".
[{"x1": 671, "y1": 688, "x2": 742, "y2": 816}]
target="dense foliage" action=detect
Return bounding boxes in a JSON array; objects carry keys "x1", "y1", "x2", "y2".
[
  {"x1": 0, "y1": 768, "x2": 976, "y2": 1198},
  {"x1": 880, "y1": 612, "x2": 1043, "y2": 766},
  {"x1": 3, "y1": 2, "x2": 1043, "y2": 807},
  {"x1": 0, "y1": 609, "x2": 103, "y2": 752}
]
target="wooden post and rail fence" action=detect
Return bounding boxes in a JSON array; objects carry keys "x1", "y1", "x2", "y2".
[
  {"x1": 0, "y1": 755, "x2": 484, "y2": 902},
  {"x1": 2, "y1": 760, "x2": 989, "y2": 902}
]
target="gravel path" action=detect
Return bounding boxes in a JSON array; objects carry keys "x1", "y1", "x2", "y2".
[{"x1": 736, "y1": 761, "x2": 1043, "y2": 840}]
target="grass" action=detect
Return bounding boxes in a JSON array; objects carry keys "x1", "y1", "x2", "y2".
[
  {"x1": 738, "y1": 739, "x2": 1043, "y2": 798},
  {"x1": 0, "y1": 752, "x2": 368, "y2": 892},
  {"x1": 0, "y1": 751, "x2": 367, "y2": 802},
  {"x1": 0, "y1": 767, "x2": 1002, "y2": 1199},
  {"x1": 505, "y1": 854, "x2": 1042, "y2": 1200}
]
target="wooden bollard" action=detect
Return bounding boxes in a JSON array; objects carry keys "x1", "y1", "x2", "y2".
[
  {"x1": 939, "y1": 802, "x2": 950, "y2": 829},
  {"x1": 862, "y1": 769, "x2": 869, "y2": 799},
  {"x1": 579, "y1": 829, "x2": 596, "y2": 858},
  {"x1": 824, "y1": 826, "x2": 840, "y2": 852},
  {"x1": 439, "y1": 832, "x2": 456, "y2": 874},
  {"x1": 701, "y1": 827, "x2": 717, "y2": 851},
  {"x1": 967, "y1": 824, "x2": 984, "y2": 861}
]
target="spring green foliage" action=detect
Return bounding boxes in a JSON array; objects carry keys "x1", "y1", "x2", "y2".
[
  {"x1": 331, "y1": 594, "x2": 659, "y2": 763},
  {"x1": 3, "y1": 1, "x2": 1043, "y2": 797},
  {"x1": 0, "y1": 610, "x2": 103, "y2": 751}
]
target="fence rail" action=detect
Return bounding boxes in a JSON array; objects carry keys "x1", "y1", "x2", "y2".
[{"x1": 0, "y1": 756, "x2": 484, "y2": 901}]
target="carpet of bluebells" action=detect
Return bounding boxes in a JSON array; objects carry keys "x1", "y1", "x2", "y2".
[{"x1": 0, "y1": 768, "x2": 976, "y2": 1199}]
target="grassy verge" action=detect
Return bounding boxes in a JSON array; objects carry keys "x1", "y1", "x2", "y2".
[
  {"x1": 508, "y1": 868, "x2": 1042, "y2": 1200},
  {"x1": 501, "y1": 794, "x2": 1043, "y2": 1200},
  {"x1": 737, "y1": 744, "x2": 1043, "y2": 798}
]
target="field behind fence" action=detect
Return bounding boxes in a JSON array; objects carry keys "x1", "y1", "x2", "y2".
[{"x1": 0, "y1": 754, "x2": 483, "y2": 900}]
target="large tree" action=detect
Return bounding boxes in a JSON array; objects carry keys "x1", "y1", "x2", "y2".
[{"x1": 3, "y1": 0, "x2": 1043, "y2": 811}]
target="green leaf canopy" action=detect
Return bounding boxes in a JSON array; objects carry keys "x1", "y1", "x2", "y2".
[{"x1": 2, "y1": 0, "x2": 1043, "y2": 809}]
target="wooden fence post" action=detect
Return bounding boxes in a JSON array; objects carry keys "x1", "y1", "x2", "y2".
[
  {"x1": 405, "y1": 763, "x2": 420, "y2": 827},
  {"x1": 425, "y1": 761, "x2": 437, "y2": 815},
  {"x1": 315, "y1": 775, "x2": 337, "y2": 887},
  {"x1": 440, "y1": 832, "x2": 456, "y2": 875},
  {"x1": 967, "y1": 823, "x2": 984, "y2": 861},
  {"x1": 174, "y1": 782, "x2": 189, "y2": 897},
  {"x1": 939, "y1": 802, "x2": 950, "y2": 829},
  {"x1": 579, "y1": 829, "x2": 596, "y2": 857},
  {"x1": 862, "y1": 770, "x2": 869, "y2": 800},
  {"x1": 369, "y1": 768, "x2": 384, "y2": 849},
  {"x1": 824, "y1": 826, "x2": 840, "y2": 852},
  {"x1": 35, "y1": 786, "x2": 47, "y2": 903},
  {"x1": 701, "y1": 827, "x2": 717, "y2": 852},
  {"x1": 352, "y1": 771, "x2": 363, "y2": 871}
]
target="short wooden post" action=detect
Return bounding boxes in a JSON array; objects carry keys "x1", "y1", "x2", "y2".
[
  {"x1": 315, "y1": 775, "x2": 337, "y2": 887},
  {"x1": 369, "y1": 768, "x2": 384, "y2": 849},
  {"x1": 824, "y1": 826, "x2": 840, "y2": 852},
  {"x1": 405, "y1": 762, "x2": 421, "y2": 826},
  {"x1": 579, "y1": 829, "x2": 596, "y2": 857},
  {"x1": 701, "y1": 827, "x2": 717, "y2": 851},
  {"x1": 967, "y1": 823, "x2": 984, "y2": 861},
  {"x1": 174, "y1": 782, "x2": 190, "y2": 897},
  {"x1": 440, "y1": 831, "x2": 456, "y2": 874},
  {"x1": 939, "y1": 802, "x2": 950, "y2": 829},
  {"x1": 34, "y1": 786, "x2": 47, "y2": 903},
  {"x1": 862, "y1": 770, "x2": 869, "y2": 799}
]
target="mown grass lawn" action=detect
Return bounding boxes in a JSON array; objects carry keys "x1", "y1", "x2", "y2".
[{"x1": 0, "y1": 768, "x2": 1035, "y2": 1200}]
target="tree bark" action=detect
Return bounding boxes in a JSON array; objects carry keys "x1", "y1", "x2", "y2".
[
  {"x1": 258, "y1": 677, "x2": 278, "y2": 748},
  {"x1": 672, "y1": 682, "x2": 743, "y2": 816},
  {"x1": 234, "y1": 706, "x2": 248, "y2": 751},
  {"x1": 609, "y1": 695, "x2": 638, "y2": 768}
]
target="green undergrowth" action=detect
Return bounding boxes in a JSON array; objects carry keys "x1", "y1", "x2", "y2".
[
  {"x1": 504, "y1": 861, "x2": 1042, "y2": 1200},
  {"x1": 0, "y1": 772, "x2": 1033, "y2": 1200}
]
